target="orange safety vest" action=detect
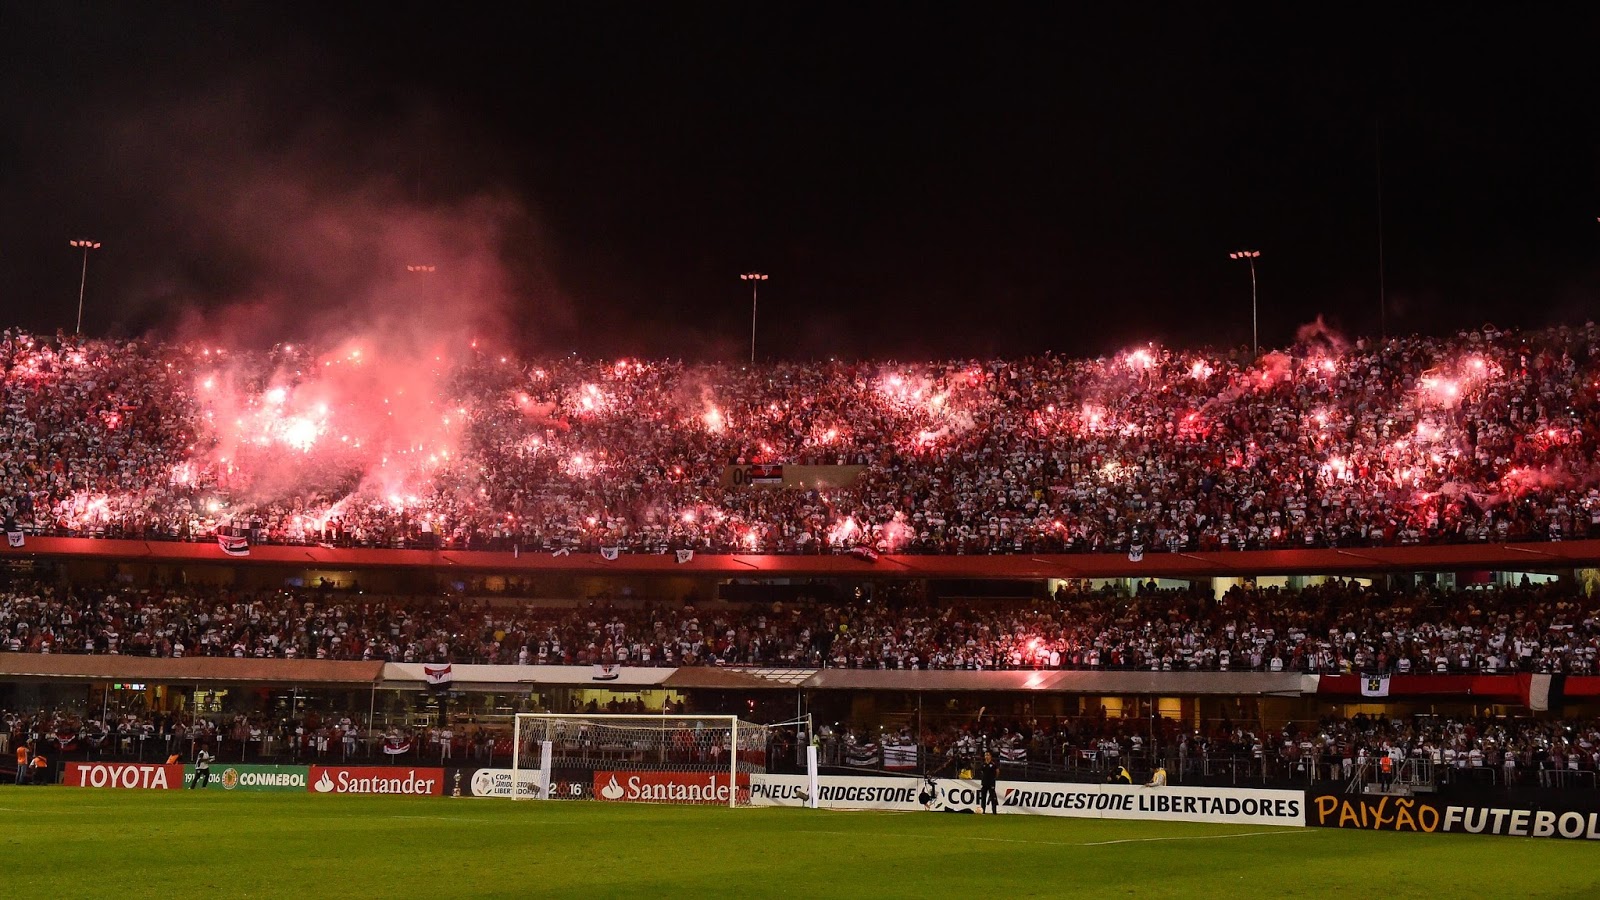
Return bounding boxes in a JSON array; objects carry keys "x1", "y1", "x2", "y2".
[
  {"x1": 15, "y1": 747, "x2": 26, "y2": 766},
  {"x1": 30, "y1": 755, "x2": 46, "y2": 769},
  {"x1": 1379, "y1": 756, "x2": 1393, "y2": 774}
]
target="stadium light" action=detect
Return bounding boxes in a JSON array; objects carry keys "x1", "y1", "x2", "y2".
[
  {"x1": 68, "y1": 240, "x2": 102, "y2": 335},
  {"x1": 741, "y1": 272, "x2": 768, "y2": 365},
  {"x1": 406, "y1": 265, "x2": 436, "y2": 273},
  {"x1": 1228, "y1": 250, "x2": 1261, "y2": 357}
]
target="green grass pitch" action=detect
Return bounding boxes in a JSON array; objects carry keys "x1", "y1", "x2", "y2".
[{"x1": 2, "y1": 787, "x2": 1597, "y2": 897}]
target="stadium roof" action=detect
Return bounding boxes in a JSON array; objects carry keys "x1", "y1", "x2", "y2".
[
  {"x1": 6, "y1": 536, "x2": 1600, "y2": 579},
  {"x1": 801, "y1": 669, "x2": 1308, "y2": 695},
  {"x1": 0, "y1": 654, "x2": 382, "y2": 686},
  {"x1": 382, "y1": 662, "x2": 673, "y2": 689},
  {"x1": 662, "y1": 667, "x2": 806, "y2": 690}
]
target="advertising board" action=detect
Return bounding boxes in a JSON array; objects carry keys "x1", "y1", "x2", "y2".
[
  {"x1": 1308, "y1": 790, "x2": 1600, "y2": 841},
  {"x1": 594, "y1": 770, "x2": 747, "y2": 804},
  {"x1": 186, "y1": 764, "x2": 309, "y2": 792},
  {"x1": 308, "y1": 766, "x2": 445, "y2": 796},
  {"x1": 750, "y1": 774, "x2": 1305, "y2": 826},
  {"x1": 63, "y1": 762, "x2": 184, "y2": 790},
  {"x1": 454, "y1": 767, "x2": 544, "y2": 798}
]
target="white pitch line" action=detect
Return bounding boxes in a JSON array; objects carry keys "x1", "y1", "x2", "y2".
[
  {"x1": 794, "y1": 828, "x2": 1310, "y2": 849},
  {"x1": 1077, "y1": 829, "x2": 1307, "y2": 847},
  {"x1": 793, "y1": 826, "x2": 1081, "y2": 845}
]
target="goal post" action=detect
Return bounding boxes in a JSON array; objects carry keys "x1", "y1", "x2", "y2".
[{"x1": 513, "y1": 713, "x2": 779, "y2": 808}]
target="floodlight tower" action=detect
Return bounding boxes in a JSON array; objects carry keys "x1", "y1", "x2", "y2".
[
  {"x1": 1229, "y1": 250, "x2": 1261, "y2": 356},
  {"x1": 69, "y1": 240, "x2": 102, "y2": 334},
  {"x1": 741, "y1": 272, "x2": 768, "y2": 365}
]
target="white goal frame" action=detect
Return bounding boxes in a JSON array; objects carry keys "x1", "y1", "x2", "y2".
[{"x1": 513, "y1": 713, "x2": 757, "y2": 809}]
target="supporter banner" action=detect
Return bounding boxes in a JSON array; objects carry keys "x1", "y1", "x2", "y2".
[
  {"x1": 845, "y1": 744, "x2": 882, "y2": 767},
  {"x1": 593, "y1": 770, "x2": 747, "y2": 804},
  {"x1": 64, "y1": 762, "x2": 183, "y2": 790},
  {"x1": 721, "y1": 464, "x2": 865, "y2": 489},
  {"x1": 883, "y1": 745, "x2": 918, "y2": 770},
  {"x1": 1360, "y1": 674, "x2": 1390, "y2": 698},
  {"x1": 1563, "y1": 676, "x2": 1600, "y2": 698},
  {"x1": 1317, "y1": 674, "x2": 1524, "y2": 701},
  {"x1": 308, "y1": 766, "x2": 445, "y2": 796},
  {"x1": 1308, "y1": 791, "x2": 1600, "y2": 841},
  {"x1": 748, "y1": 464, "x2": 784, "y2": 485},
  {"x1": 423, "y1": 663, "x2": 454, "y2": 689},
  {"x1": 454, "y1": 767, "x2": 543, "y2": 799},
  {"x1": 186, "y1": 764, "x2": 309, "y2": 792},
  {"x1": 750, "y1": 775, "x2": 1305, "y2": 826},
  {"x1": 1527, "y1": 673, "x2": 1553, "y2": 712}
]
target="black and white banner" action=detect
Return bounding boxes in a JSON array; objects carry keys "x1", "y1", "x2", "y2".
[
  {"x1": 423, "y1": 663, "x2": 454, "y2": 688},
  {"x1": 844, "y1": 744, "x2": 882, "y2": 767},
  {"x1": 882, "y1": 744, "x2": 918, "y2": 770}
]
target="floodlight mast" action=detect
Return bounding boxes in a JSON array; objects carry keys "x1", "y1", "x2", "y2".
[
  {"x1": 69, "y1": 240, "x2": 102, "y2": 334},
  {"x1": 741, "y1": 272, "x2": 768, "y2": 364},
  {"x1": 1228, "y1": 250, "x2": 1261, "y2": 356}
]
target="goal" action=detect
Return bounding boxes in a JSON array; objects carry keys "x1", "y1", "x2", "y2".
[{"x1": 512, "y1": 714, "x2": 781, "y2": 808}]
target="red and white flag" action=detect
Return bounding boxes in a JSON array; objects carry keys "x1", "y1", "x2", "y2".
[{"x1": 423, "y1": 663, "x2": 454, "y2": 689}]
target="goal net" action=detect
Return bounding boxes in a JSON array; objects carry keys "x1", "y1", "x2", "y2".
[{"x1": 512, "y1": 714, "x2": 774, "y2": 808}]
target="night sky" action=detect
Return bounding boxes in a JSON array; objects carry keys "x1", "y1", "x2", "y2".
[{"x1": 2, "y1": 3, "x2": 1598, "y2": 360}]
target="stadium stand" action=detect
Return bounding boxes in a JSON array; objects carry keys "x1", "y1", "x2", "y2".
[
  {"x1": 0, "y1": 579, "x2": 1596, "y2": 673},
  {"x1": 1, "y1": 323, "x2": 1598, "y2": 555}
]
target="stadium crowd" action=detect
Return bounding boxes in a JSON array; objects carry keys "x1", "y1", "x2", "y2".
[
  {"x1": 839, "y1": 709, "x2": 1600, "y2": 783},
  {"x1": 1269, "y1": 714, "x2": 1600, "y2": 783},
  {"x1": 2, "y1": 706, "x2": 501, "y2": 768},
  {"x1": 2, "y1": 322, "x2": 1600, "y2": 556},
  {"x1": 1, "y1": 578, "x2": 1597, "y2": 674}
]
